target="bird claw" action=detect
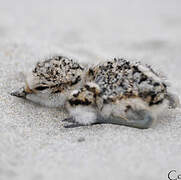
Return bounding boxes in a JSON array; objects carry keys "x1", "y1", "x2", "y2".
[
  {"x1": 62, "y1": 117, "x2": 75, "y2": 123},
  {"x1": 62, "y1": 117, "x2": 85, "y2": 128}
]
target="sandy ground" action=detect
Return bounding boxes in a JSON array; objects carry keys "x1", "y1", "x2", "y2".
[{"x1": 0, "y1": 0, "x2": 181, "y2": 179}]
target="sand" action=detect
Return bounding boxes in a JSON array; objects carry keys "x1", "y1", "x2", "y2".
[{"x1": 0, "y1": 0, "x2": 181, "y2": 179}]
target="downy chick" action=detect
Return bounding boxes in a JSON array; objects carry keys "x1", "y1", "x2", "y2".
[
  {"x1": 65, "y1": 58, "x2": 179, "y2": 129},
  {"x1": 11, "y1": 55, "x2": 85, "y2": 108}
]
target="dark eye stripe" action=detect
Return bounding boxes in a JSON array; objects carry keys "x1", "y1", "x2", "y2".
[{"x1": 35, "y1": 86, "x2": 49, "y2": 91}]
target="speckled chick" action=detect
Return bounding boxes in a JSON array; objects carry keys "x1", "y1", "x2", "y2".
[
  {"x1": 11, "y1": 55, "x2": 85, "y2": 107},
  {"x1": 65, "y1": 58, "x2": 179, "y2": 129}
]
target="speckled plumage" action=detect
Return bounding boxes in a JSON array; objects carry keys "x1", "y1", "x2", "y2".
[
  {"x1": 11, "y1": 55, "x2": 85, "y2": 107},
  {"x1": 85, "y1": 58, "x2": 167, "y2": 106},
  {"x1": 66, "y1": 58, "x2": 179, "y2": 128},
  {"x1": 11, "y1": 56, "x2": 179, "y2": 128},
  {"x1": 32, "y1": 55, "x2": 84, "y2": 93}
]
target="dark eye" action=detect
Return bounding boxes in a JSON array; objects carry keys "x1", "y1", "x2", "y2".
[{"x1": 35, "y1": 86, "x2": 49, "y2": 91}]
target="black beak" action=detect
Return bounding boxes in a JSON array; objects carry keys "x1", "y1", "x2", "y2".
[{"x1": 10, "y1": 87, "x2": 27, "y2": 99}]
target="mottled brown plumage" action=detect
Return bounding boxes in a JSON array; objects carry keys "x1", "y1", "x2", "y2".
[
  {"x1": 11, "y1": 56, "x2": 179, "y2": 128},
  {"x1": 66, "y1": 58, "x2": 179, "y2": 129},
  {"x1": 32, "y1": 55, "x2": 84, "y2": 93},
  {"x1": 11, "y1": 55, "x2": 85, "y2": 107},
  {"x1": 85, "y1": 58, "x2": 167, "y2": 106}
]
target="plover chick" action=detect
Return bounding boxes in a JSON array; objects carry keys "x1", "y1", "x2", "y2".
[
  {"x1": 65, "y1": 58, "x2": 179, "y2": 129},
  {"x1": 11, "y1": 55, "x2": 85, "y2": 108}
]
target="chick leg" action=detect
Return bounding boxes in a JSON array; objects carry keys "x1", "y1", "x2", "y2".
[
  {"x1": 62, "y1": 117, "x2": 75, "y2": 123},
  {"x1": 97, "y1": 109, "x2": 154, "y2": 129},
  {"x1": 63, "y1": 116, "x2": 90, "y2": 128},
  {"x1": 64, "y1": 123, "x2": 86, "y2": 128}
]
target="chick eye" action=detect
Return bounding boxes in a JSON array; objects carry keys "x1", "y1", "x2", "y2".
[{"x1": 35, "y1": 86, "x2": 49, "y2": 91}]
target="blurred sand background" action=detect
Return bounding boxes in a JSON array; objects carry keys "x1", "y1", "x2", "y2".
[{"x1": 0, "y1": 0, "x2": 181, "y2": 179}]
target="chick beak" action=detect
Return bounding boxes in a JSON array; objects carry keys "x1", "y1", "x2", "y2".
[{"x1": 10, "y1": 87, "x2": 27, "y2": 99}]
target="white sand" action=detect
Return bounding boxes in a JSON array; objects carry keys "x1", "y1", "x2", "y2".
[{"x1": 0, "y1": 0, "x2": 181, "y2": 179}]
